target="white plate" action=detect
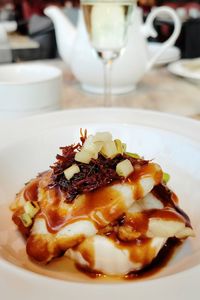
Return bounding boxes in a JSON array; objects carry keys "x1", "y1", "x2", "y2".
[
  {"x1": 0, "y1": 108, "x2": 200, "y2": 300},
  {"x1": 148, "y1": 43, "x2": 180, "y2": 66},
  {"x1": 168, "y1": 58, "x2": 200, "y2": 84}
]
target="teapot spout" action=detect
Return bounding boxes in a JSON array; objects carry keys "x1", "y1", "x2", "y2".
[{"x1": 44, "y1": 5, "x2": 76, "y2": 65}]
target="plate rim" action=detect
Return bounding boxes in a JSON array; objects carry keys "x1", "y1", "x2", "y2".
[{"x1": 1, "y1": 108, "x2": 200, "y2": 146}]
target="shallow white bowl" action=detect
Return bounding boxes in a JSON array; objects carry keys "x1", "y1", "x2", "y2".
[
  {"x1": 0, "y1": 63, "x2": 62, "y2": 117},
  {"x1": 0, "y1": 108, "x2": 200, "y2": 300}
]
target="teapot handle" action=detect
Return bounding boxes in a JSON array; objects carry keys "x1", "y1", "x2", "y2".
[{"x1": 142, "y1": 6, "x2": 181, "y2": 71}]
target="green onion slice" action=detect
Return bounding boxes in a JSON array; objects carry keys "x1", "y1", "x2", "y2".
[
  {"x1": 125, "y1": 152, "x2": 140, "y2": 159},
  {"x1": 163, "y1": 172, "x2": 170, "y2": 184}
]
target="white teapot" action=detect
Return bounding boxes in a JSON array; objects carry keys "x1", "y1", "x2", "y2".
[{"x1": 45, "y1": 5, "x2": 181, "y2": 94}]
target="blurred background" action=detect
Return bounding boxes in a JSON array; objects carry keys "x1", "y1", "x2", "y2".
[{"x1": 0, "y1": 0, "x2": 200, "y2": 63}]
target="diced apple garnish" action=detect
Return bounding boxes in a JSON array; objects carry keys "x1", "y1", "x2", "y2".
[
  {"x1": 101, "y1": 141, "x2": 118, "y2": 159},
  {"x1": 116, "y1": 159, "x2": 134, "y2": 178},
  {"x1": 64, "y1": 164, "x2": 80, "y2": 180},
  {"x1": 83, "y1": 135, "x2": 95, "y2": 151},
  {"x1": 75, "y1": 150, "x2": 93, "y2": 164},
  {"x1": 83, "y1": 135, "x2": 103, "y2": 159},
  {"x1": 83, "y1": 135, "x2": 102, "y2": 152},
  {"x1": 147, "y1": 218, "x2": 185, "y2": 238},
  {"x1": 114, "y1": 139, "x2": 124, "y2": 154},
  {"x1": 93, "y1": 132, "x2": 112, "y2": 143}
]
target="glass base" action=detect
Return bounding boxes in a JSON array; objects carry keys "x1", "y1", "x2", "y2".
[{"x1": 81, "y1": 84, "x2": 136, "y2": 95}]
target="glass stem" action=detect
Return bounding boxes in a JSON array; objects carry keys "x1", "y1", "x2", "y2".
[{"x1": 103, "y1": 59, "x2": 112, "y2": 107}]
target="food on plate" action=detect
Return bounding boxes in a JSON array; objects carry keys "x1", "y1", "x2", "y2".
[{"x1": 10, "y1": 130, "x2": 194, "y2": 277}]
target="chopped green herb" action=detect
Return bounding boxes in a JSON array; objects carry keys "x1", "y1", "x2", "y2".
[
  {"x1": 163, "y1": 172, "x2": 170, "y2": 183},
  {"x1": 125, "y1": 152, "x2": 140, "y2": 159}
]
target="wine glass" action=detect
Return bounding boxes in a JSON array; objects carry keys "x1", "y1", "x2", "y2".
[{"x1": 81, "y1": 0, "x2": 136, "y2": 106}]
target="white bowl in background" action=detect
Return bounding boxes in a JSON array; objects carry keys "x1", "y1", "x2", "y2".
[{"x1": 0, "y1": 63, "x2": 62, "y2": 119}]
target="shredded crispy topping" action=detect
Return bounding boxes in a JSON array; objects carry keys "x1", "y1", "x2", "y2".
[{"x1": 50, "y1": 131, "x2": 148, "y2": 202}]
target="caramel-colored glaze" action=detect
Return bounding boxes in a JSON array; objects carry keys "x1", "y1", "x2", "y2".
[
  {"x1": 26, "y1": 232, "x2": 86, "y2": 263},
  {"x1": 126, "y1": 212, "x2": 149, "y2": 235},
  {"x1": 21, "y1": 170, "x2": 128, "y2": 233},
  {"x1": 105, "y1": 230, "x2": 156, "y2": 265},
  {"x1": 74, "y1": 237, "x2": 95, "y2": 269},
  {"x1": 171, "y1": 192, "x2": 179, "y2": 204},
  {"x1": 12, "y1": 208, "x2": 30, "y2": 238},
  {"x1": 126, "y1": 208, "x2": 186, "y2": 238},
  {"x1": 73, "y1": 187, "x2": 126, "y2": 227},
  {"x1": 24, "y1": 178, "x2": 40, "y2": 202},
  {"x1": 17, "y1": 165, "x2": 189, "y2": 238},
  {"x1": 128, "y1": 239, "x2": 156, "y2": 265},
  {"x1": 77, "y1": 238, "x2": 182, "y2": 280},
  {"x1": 117, "y1": 237, "x2": 155, "y2": 265},
  {"x1": 152, "y1": 184, "x2": 192, "y2": 228},
  {"x1": 129, "y1": 163, "x2": 162, "y2": 184},
  {"x1": 124, "y1": 238, "x2": 182, "y2": 280},
  {"x1": 19, "y1": 164, "x2": 179, "y2": 236},
  {"x1": 26, "y1": 235, "x2": 53, "y2": 263},
  {"x1": 40, "y1": 186, "x2": 126, "y2": 233},
  {"x1": 149, "y1": 208, "x2": 187, "y2": 223},
  {"x1": 76, "y1": 264, "x2": 104, "y2": 279},
  {"x1": 128, "y1": 163, "x2": 163, "y2": 200}
]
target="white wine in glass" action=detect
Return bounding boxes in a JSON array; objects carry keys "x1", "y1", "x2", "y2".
[{"x1": 81, "y1": 0, "x2": 136, "y2": 106}]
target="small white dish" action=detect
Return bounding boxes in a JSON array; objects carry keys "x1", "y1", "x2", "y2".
[
  {"x1": 0, "y1": 108, "x2": 200, "y2": 300},
  {"x1": 0, "y1": 63, "x2": 62, "y2": 120},
  {"x1": 148, "y1": 42, "x2": 180, "y2": 66},
  {"x1": 168, "y1": 58, "x2": 200, "y2": 84}
]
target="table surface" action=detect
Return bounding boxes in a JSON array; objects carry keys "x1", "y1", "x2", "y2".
[
  {"x1": 49, "y1": 60, "x2": 200, "y2": 121},
  {"x1": 1, "y1": 59, "x2": 200, "y2": 121}
]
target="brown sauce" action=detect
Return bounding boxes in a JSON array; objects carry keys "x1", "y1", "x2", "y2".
[
  {"x1": 21, "y1": 169, "x2": 190, "y2": 236},
  {"x1": 21, "y1": 163, "x2": 163, "y2": 234},
  {"x1": 24, "y1": 179, "x2": 39, "y2": 202},
  {"x1": 12, "y1": 208, "x2": 30, "y2": 238},
  {"x1": 128, "y1": 163, "x2": 163, "y2": 200},
  {"x1": 76, "y1": 264, "x2": 105, "y2": 279},
  {"x1": 74, "y1": 237, "x2": 95, "y2": 269},
  {"x1": 76, "y1": 238, "x2": 182, "y2": 280},
  {"x1": 152, "y1": 184, "x2": 192, "y2": 227},
  {"x1": 39, "y1": 185, "x2": 128, "y2": 233},
  {"x1": 124, "y1": 238, "x2": 182, "y2": 280},
  {"x1": 38, "y1": 164, "x2": 163, "y2": 233},
  {"x1": 112, "y1": 234, "x2": 156, "y2": 265},
  {"x1": 125, "y1": 207, "x2": 187, "y2": 238},
  {"x1": 74, "y1": 187, "x2": 126, "y2": 227},
  {"x1": 148, "y1": 208, "x2": 187, "y2": 223},
  {"x1": 128, "y1": 163, "x2": 162, "y2": 185},
  {"x1": 126, "y1": 212, "x2": 149, "y2": 235}
]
